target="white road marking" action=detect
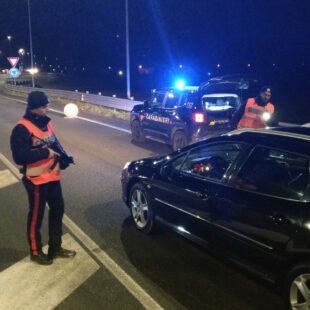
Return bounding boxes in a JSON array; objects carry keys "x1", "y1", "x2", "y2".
[
  {"x1": 0, "y1": 153, "x2": 21, "y2": 179},
  {"x1": 0, "y1": 169, "x2": 19, "y2": 189},
  {"x1": 0, "y1": 153, "x2": 163, "y2": 310},
  {"x1": 63, "y1": 216, "x2": 163, "y2": 310},
  {"x1": 0, "y1": 95, "x2": 131, "y2": 134},
  {"x1": 0, "y1": 233, "x2": 100, "y2": 310}
]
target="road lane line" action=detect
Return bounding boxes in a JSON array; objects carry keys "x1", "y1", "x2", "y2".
[
  {"x1": 0, "y1": 234, "x2": 100, "y2": 310},
  {"x1": 63, "y1": 215, "x2": 163, "y2": 310},
  {"x1": 0, "y1": 153, "x2": 21, "y2": 178},
  {"x1": 0, "y1": 95, "x2": 131, "y2": 134},
  {"x1": 0, "y1": 153, "x2": 163, "y2": 310},
  {"x1": 0, "y1": 169, "x2": 19, "y2": 189}
]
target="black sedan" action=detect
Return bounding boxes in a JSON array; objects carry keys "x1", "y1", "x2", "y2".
[{"x1": 121, "y1": 126, "x2": 310, "y2": 309}]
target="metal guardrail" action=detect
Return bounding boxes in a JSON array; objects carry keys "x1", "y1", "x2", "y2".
[
  {"x1": 5, "y1": 83, "x2": 142, "y2": 112},
  {"x1": 4, "y1": 83, "x2": 299, "y2": 127}
]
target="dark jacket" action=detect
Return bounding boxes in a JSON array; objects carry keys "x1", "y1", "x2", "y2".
[{"x1": 10, "y1": 111, "x2": 50, "y2": 166}]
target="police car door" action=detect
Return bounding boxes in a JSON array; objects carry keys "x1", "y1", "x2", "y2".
[{"x1": 142, "y1": 91, "x2": 167, "y2": 139}]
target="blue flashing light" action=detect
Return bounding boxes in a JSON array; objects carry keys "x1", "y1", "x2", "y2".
[{"x1": 175, "y1": 80, "x2": 185, "y2": 90}]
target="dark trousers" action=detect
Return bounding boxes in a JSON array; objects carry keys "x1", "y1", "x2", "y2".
[{"x1": 22, "y1": 177, "x2": 64, "y2": 255}]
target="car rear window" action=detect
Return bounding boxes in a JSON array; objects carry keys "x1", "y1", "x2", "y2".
[{"x1": 202, "y1": 95, "x2": 239, "y2": 111}]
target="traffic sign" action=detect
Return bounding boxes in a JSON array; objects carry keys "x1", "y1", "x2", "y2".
[
  {"x1": 8, "y1": 68, "x2": 21, "y2": 78},
  {"x1": 7, "y1": 57, "x2": 20, "y2": 68}
]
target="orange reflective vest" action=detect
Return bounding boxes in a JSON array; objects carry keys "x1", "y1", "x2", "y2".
[
  {"x1": 237, "y1": 98, "x2": 274, "y2": 129},
  {"x1": 18, "y1": 118, "x2": 61, "y2": 185}
]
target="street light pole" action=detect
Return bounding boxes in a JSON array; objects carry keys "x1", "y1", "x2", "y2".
[
  {"x1": 125, "y1": 0, "x2": 131, "y2": 99},
  {"x1": 27, "y1": 0, "x2": 35, "y2": 88}
]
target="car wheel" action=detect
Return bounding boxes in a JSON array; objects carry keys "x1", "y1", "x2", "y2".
[
  {"x1": 172, "y1": 130, "x2": 188, "y2": 151},
  {"x1": 131, "y1": 120, "x2": 145, "y2": 143},
  {"x1": 284, "y1": 263, "x2": 310, "y2": 309},
  {"x1": 129, "y1": 183, "x2": 155, "y2": 234}
]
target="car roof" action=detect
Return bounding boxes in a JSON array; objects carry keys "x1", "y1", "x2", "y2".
[{"x1": 223, "y1": 127, "x2": 310, "y2": 156}]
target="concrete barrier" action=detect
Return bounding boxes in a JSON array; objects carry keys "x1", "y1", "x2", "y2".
[{"x1": 4, "y1": 83, "x2": 142, "y2": 112}]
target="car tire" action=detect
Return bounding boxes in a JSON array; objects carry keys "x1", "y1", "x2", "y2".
[
  {"x1": 283, "y1": 263, "x2": 310, "y2": 309},
  {"x1": 172, "y1": 130, "x2": 188, "y2": 151},
  {"x1": 131, "y1": 120, "x2": 146, "y2": 143},
  {"x1": 129, "y1": 183, "x2": 155, "y2": 234}
]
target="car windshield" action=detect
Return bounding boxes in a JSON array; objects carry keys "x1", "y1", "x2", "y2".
[
  {"x1": 202, "y1": 95, "x2": 238, "y2": 111},
  {"x1": 164, "y1": 92, "x2": 182, "y2": 108}
]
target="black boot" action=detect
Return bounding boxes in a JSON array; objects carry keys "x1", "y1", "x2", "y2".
[
  {"x1": 30, "y1": 251, "x2": 53, "y2": 265},
  {"x1": 48, "y1": 247, "x2": 76, "y2": 259}
]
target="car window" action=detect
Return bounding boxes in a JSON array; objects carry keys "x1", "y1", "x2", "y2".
[
  {"x1": 202, "y1": 95, "x2": 239, "y2": 110},
  {"x1": 180, "y1": 143, "x2": 244, "y2": 181},
  {"x1": 164, "y1": 92, "x2": 182, "y2": 109},
  {"x1": 150, "y1": 92, "x2": 165, "y2": 108},
  {"x1": 234, "y1": 147, "x2": 309, "y2": 200}
]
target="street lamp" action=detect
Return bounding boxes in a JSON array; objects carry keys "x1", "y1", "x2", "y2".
[
  {"x1": 18, "y1": 48, "x2": 26, "y2": 71},
  {"x1": 7, "y1": 35, "x2": 12, "y2": 54},
  {"x1": 27, "y1": 0, "x2": 35, "y2": 88},
  {"x1": 125, "y1": 0, "x2": 131, "y2": 99}
]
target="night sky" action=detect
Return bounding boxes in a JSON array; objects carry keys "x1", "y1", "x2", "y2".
[{"x1": 0, "y1": 0, "x2": 309, "y2": 121}]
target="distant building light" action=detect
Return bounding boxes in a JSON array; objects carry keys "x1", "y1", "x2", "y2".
[
  {"x1": 118, "y1": 70, "x2": 124, "y2": 76},
  {"x1": 108, "y1": 66, "x2": 112, "y2": 70},
  {"x1": 112, "y1": 94, "x2": 117, "y2": 98},
  {"x1": 130, "y1": 97, "x2": 134, "y2": 100},
  {"x1": 216, "y1": 64, "x2": 221, "y2": 68},
  {"x1": 98, "y1": 92, "x2": 102, "y2": 96},
  {"x1": 207, "y1": 72, "x2": 212, "y2": 76},
  {"x1": 138, "y1": 65, "x2": 143, "y2": 69},
  {"x1": 247, "y1": 63, "x2": 251, "y2": 67}
]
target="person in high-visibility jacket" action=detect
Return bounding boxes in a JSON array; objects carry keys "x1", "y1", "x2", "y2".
[
  {"x1": 233, "y1": 86, "x2": 277, "y2": 129},
  {"x1": 10, "y1": 91, "x2": 76, "y2": 265}
]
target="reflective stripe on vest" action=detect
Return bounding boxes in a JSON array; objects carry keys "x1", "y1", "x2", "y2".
[
  {"x1": 17, "y1": 118, "x2": 61, "y2": 185},
  {"x1": 237, "y1": 98, "x2": 274, "y2": 129}
]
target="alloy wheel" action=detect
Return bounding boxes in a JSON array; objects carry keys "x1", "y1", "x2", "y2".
[
  {"x1": 130, "y1": 189, "x2": 149, "y2": 229},
  {"x1": 290, "y1": 273, "x2": 310, "y2": 309}
]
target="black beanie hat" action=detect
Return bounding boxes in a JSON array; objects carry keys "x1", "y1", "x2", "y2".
[
  {"x1": 260, "y1": 86, "x2": 272, "y2": 94},
  {"x1": 27, "y1": 91, "x2": 49, "y2": 110}
]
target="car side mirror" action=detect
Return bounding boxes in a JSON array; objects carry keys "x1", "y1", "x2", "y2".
[
  {"x1": 143, "y1": 100, "x2": 149, "y2": 109},
  {"x1": 160, "y1": 164, "x2": 173, "y2": 177}
]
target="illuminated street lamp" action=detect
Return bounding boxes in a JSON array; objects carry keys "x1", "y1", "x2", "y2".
[
  {"x1": 18, "y1": 48, "x2": 26, "y2": 71},
  {"x1": 27, "y1": 0, "x2": 35, "y2": 88},
  {"x1": 18, "y1": 48, "x2": 25, "y2": 56},
  {"x1": 125, "y1": 0, "x2": 131, "y2": 99},
  {"x1": 7, "y1": 35, "x2": 12, "y2": 54}
]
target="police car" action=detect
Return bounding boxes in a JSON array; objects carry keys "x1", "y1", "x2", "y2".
[{"x1": 130, "y1": 78, "x2": 246, "y2": 151}]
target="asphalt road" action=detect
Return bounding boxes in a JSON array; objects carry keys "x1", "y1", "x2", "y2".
[{"x1": 0, "y1": 91, "x2": 284, "y2": 309}]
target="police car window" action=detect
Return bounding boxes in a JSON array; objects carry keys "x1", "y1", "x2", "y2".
[
  {"x1": 150, "y1": 93, "x2": 165, "y2": 108},
  {"x1": 164, "y1": 92, "x2": 181, "y2": 109},
  {"x1": 234, "y1": 147, "x2": 309, "y2": 200},
  {"x1": 203, "y1": 96, "x2": 238, "y2": 110},
  {"x1": 180, "y1": 143, "x2": 243, "y2": 181}
]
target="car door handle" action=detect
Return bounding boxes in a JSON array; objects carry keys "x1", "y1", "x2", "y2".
[{"x1": 195, "y1": 191, "x2": 210, "y2": 201}]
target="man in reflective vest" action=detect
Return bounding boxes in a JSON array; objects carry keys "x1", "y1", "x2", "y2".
[
  {"x1": 10, "y1": 91, "x2": 76, "y2": 265},
  {"x1": 236, "y1": 86, "x2": 277, "y2": 129}
]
